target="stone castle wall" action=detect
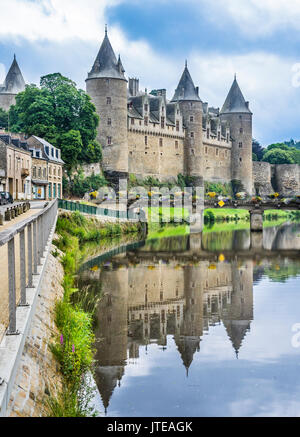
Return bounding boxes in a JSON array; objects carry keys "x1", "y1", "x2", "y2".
[
  {"x1": 0, "y1": 93, "x2": 16, "y2": 112},
  {"x1": 253, "y1": 161, "x2": 300, "y2": 196}
]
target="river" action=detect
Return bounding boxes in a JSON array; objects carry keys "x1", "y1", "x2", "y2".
[{"x1": 78, "y1": 222, "x2": 300, "y2": 417}]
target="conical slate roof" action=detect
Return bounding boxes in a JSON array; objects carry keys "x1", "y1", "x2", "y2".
[
  {"x1": 0, "y1": 55, "x2": 25, "y2": 94},
  {"x1": 171, "y1": 62, "x2": 201, "y2": 102},
  {"x1": 87, "y1": 27, "x2": 126, "y2": 81},
  {"x1": 220, "y1": 76, "x2": 251, "y2": 114}
]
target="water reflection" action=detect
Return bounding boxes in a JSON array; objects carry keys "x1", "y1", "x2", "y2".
[{"x1": 78, "y1": 222, "x2": 300, "y2": 416}]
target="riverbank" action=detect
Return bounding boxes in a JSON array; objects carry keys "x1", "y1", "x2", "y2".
[{"x1": 49, "y1": 211, "x2": 143, "y2": 417}]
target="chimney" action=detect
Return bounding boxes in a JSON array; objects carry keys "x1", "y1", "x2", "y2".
[{"x1": 129, "y1": 78, "x2": 139, "y2": 97}]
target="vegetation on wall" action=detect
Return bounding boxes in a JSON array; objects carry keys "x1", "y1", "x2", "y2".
[
  {"x1": 63, "y1": 172, "x2": 108, "y2": 198},
  {"x1": 8, "y1": 73, "x2": 102, "y2": 172}
]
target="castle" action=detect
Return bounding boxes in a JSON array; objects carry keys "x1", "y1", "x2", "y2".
[
  {"x1": 1, "y1": 31, "x2": 299, "y2": 196},
  {"x1": 86, "y1": 28, "x2": 253, "y2": 193}
]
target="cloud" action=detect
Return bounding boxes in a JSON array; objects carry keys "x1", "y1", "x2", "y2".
[
  {"x1": 0, "y1": 64, "x2": 5, "y2": 84},
  {"x1": 201, "y1": 0, "x2": 300, "y2": 37},
  {"x1": 0, "y1": 0, "x2": 122, "y2": 42}
]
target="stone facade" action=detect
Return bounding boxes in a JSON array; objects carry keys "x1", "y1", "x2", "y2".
[
  {"x1": 0, "y1": 135, "x2": 31, "y2": 200},
  {"x1": 7, "y1": 249, "x2": 64, "y2": 417},
  {"x1": 253, "y1": 161, "x2": 300, "y2": 196},
  {"x1": 86, "y1": 30, "x2": 253, "y2": 192}
]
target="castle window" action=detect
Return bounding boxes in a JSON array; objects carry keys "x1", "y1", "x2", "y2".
[
  {"x1": 107, "y1": 136, "x2": 112, "y2": 146},
  {"x1": 190, "y1": 132, "x2": 194, "y2": 138},
  {"x1": 175, "y1": 141, "x2": 178, "y2": 149},
  {"x1": 190, "y1": 102, "x2": 193, "y2": 107},
  {"x1": 106, "y1": 97, "x2": 111, "y2": 104},
  {"x1": 176, "y1": 121, "x2": 179, "y2": 132},
  {"x1": 107, "y1": 118, "x2": 111, "y2": 126},
  {"x1": 239, "y1": 115, "x2": 242, "y2": 120},
  {"x1": 190, "y1": 116, "x2": 194, "y2": 122},
  {"x1": 161, "y1": 117, "x2": 165, "y2": 129},
  {"x1": 225, "y1": 150, "x2": 228, "y2": 157},
  {"x1": 205, "y1": 146, "x2": 208, "y2": 154},
  {"x1": 162, "y1": 106, "x2": 165, "y2": 113},
  {"x1": 239, "y1": 157, "x2": 242, "y2": 162},
  {"x1": 144, "y1": 116, "x2": 148, "y2": 126},
  {"x1": 139, "y1": 120, "x2": 142, "y2": 125},
  {"x1": 190, "y1": 149, "x2": 195, "y2": 155},
  {"x1": 226, "y1": 133, "x2": 229, "y2": 143},
  {"x1": 144, "y1": 104, "x2": 148, "y2": 112},
  {"x1": 216, "y1": 148, "x2": 219, "y2": 156},
  {"x1": 239, "y1": 142, "x2": 243, "y2": 148},
  {"x1": 207, "y1": 128, "x2": 210, "y2": 139},
  {"x1": 145, "y1": 136, "x2": 148, "y2": 146},
  {"x1": 159, "y1": 138, "x2": 163, "y2": 147},
  {"x1": 240, "y1": 128, "x2": 243, "y2": 134},
  {"x1": 218, "y1": 132, "x2": 220, "y2": 141},
  {"x1": 131, "y1": 118, "x2": 134, "y2": 125}
]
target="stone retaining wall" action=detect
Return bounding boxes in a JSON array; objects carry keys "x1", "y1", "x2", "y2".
[{"x1": 6, "y1": 247, "x2": 64, "y2": 417}]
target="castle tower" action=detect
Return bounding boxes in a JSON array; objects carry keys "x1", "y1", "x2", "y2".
[
  {"x1": 220, "y1": 75, "x2": 253, "y2": 194},
  {"x1": 171, "y1": 62, "x2": 204, "y2": 186},
  {"x1": 86, "y1": 27, "x2": 128, "y2": 183},
  {"x1": 0, "y1": 55, "x2": 26, "y2": 111}
]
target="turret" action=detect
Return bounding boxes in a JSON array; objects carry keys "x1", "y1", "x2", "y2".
[
  {"x1": 171, "y1": 61, "x2": 204, "y2": 186},
  {"x1": 86, "y1": 27, "x2": 128, "y2": 183},
  {"x1": 0, "y1": 55, "x2": 26, "y2": 111},
  {"x1": 220, "y1": 75, "x2": 253, "y2": 194}
]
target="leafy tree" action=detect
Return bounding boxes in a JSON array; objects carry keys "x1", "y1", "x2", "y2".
[
  {"x1": 9, "y1": 73, "x2": 101, "y2": 171},
  {"x1": 263, "y1": 148, "x2": 294, "y2": 164},
  {"x1": 252, "y1": 139, "x2": 264, "y2": 161},
  {"x1": 0, "y1": 108, "x2": 8, "y2": 130},
  {"x1": 252, "y1": 153, "x2": 258, "y2": 161}
]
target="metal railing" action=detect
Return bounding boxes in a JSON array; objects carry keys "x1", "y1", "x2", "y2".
[
  {"x1": 0, "y1": 199, "x2": 58, "y2": 338},
  {"x1": 58, "y1": 199, "x2": 135, "y2": 220}
]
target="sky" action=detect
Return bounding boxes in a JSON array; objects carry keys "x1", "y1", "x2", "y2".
[{"x1": 1, "y1": 0, "x2": 300, "y2": 145}]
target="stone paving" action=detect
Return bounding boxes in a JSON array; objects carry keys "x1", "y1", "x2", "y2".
[{"x1": 6, "y1": 247, "x2": 64, "y2": 417}]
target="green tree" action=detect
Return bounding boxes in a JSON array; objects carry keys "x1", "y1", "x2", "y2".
[
  {"x1": 263, "y1": 148, "x2": 294, "y2": 164},
  {"x1": 252, "y1": 139, "x2": 264, "y2": 161},
  {"x1": 9, "y1": 73, "x2": 101, "y2": 171}
]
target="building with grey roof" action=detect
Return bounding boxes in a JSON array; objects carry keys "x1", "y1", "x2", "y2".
[
  {"x1": 86, "y1": 28, "x2": 254, "y2": 193},
  {"x1": 0, "y1": 55, "x2": 26, "y2": 111}
]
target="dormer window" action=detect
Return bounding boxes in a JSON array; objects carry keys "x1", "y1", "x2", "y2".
[
  {"x1": 51, "y1": 148, "x2": 54, "y2": 157},
  {"x1": 207, "y1": 128, "x2": 210, "y2": 139},
  {"x1": 45, "y1": 146, "x2": 49, "y2": 155},
  {"x1": 144, "y1": 116, "x2": 148, "y2": 126},
  {"x1": 226, "y1": 133, "x2": 229, "y2": 143},
  {"x1": 131, "y1": 118, "x2": 134, "y2": 125},
  {"x1": 144, "y1": 104, "x2": 148, "y2": 112},
  {"x1": 56, "y1": 149, "x2": 58, "y2": 158},
  {"x1": 162, "y1": 106, "x2": 165, "y2": 113},
  {"x1": 176, "y1": 121, "x2": 179, "y2": 132},
  {"x1": 217, "y1": 132, "x2": 220, "y2": 141},
  {"x1": 161, "y1": 117, "x2": 165, "y2": 129}
]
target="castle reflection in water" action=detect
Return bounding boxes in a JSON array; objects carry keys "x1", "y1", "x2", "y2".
[{"x1": 78, "y1": 223, "x2": 300, "y2": 412}]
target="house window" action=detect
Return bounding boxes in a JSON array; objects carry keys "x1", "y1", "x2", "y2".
[
  {"x1": 107, "y1": 118, "x2": 112, "y2": 126},
  {"x1": 107, "y1": 136, "x2": 112, "y2": 146},
  {"x1": 159, "y1": 138, "x2": 163, "y2": 147},
  {"x1": 43, "y1": 168, "x2": 46, "y2": 178},
  {"x1": 190, "y1": 116, "x2": 194, "y2": 122},
  {"x1": 32, "y1": 167, "x2": 36, "y2": 178},
  {"x1": 38, "y1": 167, "x2": 41, "y2": 178},
  {"x1": 56, "y1": 149, "x2": 58, "y2": 158},
  {"x1": 144, "y1": 116, "x2": 148, "y2": 126},
  {"x1": 161, "y1": 117, "x2": 165, "y2": 129},
  {"x1": 45, "y1": 146, "x2": 49, "y2": 155},
  {"x1": 107, "y1": 97, "x2": 111, "y2": 104},
  {"x1": 176, "y1": 120, "x2": 179, "y2": 132},
  {"x1": 36, "y1": 151, "x2": 40, "y2": 158},
  {"x1": 145, "y1": 136, "x2": 148, "y2": 146},
  {"x1": 239, "y1": 142, "x2": 243, "y2": 148}
]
